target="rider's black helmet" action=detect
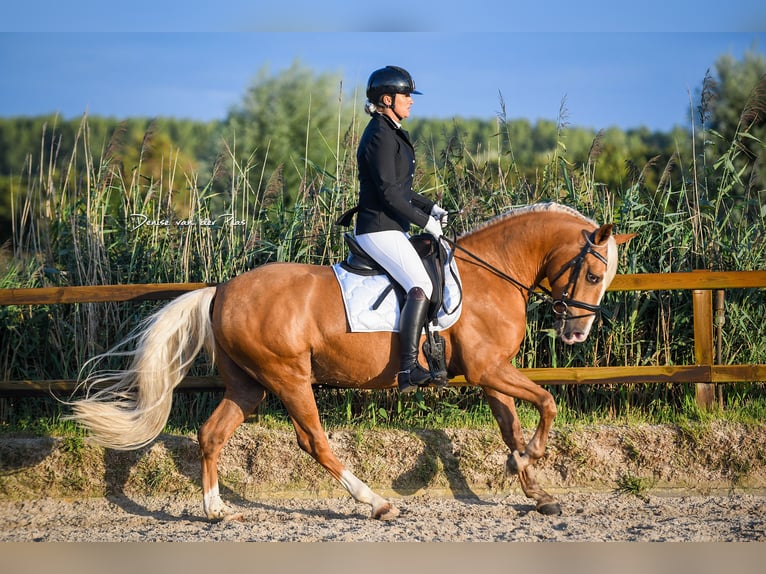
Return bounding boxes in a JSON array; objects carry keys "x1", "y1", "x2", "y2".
[{"x1": 366, "y1": 66, "x2": 421, "y2": 105}]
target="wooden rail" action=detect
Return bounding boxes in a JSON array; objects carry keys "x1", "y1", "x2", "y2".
[
  {"x1": 2, "y1": 270, "x2": 765, "y2": 408},
  {"x1": 0, "y1": 283, "x2": 213, "y2": 305}
]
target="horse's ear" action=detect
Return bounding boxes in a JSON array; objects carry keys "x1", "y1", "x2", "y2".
[
  {"x1": 591, "y1": 223, "x2": 614, "y2": 245},
  {"x1": 613, "y1": 232, "x2": 637, "y2": 246},
  {"x1": 592, "y1": 225, "x2": 636, "y2": 246}
]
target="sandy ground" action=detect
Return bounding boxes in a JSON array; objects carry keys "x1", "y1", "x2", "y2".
[
  {"x1": 1, "y1": 490, "x2": 765, "y2": 542},
  {"x1": 3, "y1": 423, "x2": 766, "y2": 546}
]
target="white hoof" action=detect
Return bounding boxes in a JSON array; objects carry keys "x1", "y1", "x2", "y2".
[
  {"x1": 372, "y1": 501, "x2": 400, "y2": 521},
  {"x1": 203, "y1": 487, "x2": 228, "y2": 521}
]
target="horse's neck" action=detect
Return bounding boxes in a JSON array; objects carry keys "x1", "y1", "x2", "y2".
[{"x1": 461, "y1": 215, "x2": 568, "y2": 285}]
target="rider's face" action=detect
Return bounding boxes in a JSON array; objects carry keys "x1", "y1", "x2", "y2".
[{"x1": 383, "y1": 92, "x2": 413, "y2": 121}]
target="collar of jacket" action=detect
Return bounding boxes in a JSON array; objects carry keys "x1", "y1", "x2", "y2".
[
  {"x1": 375, "y1": 111, "x2": 402, "y2": 130},
  {"x1": 374, "y1": 112, "x2": 412, "y2": 147}
]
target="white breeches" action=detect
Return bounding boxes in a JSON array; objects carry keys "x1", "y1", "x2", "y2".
[{"x1": 354, "y1": 229, "x2": 433, "y2": 299}]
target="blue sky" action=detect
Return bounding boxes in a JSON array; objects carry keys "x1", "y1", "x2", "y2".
[{"x1": 1, "y1": 3, "x2": 764, "y2": 131}]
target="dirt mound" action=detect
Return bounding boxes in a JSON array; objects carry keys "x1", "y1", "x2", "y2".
[{"x1": 2, "y1": 421, "x2": 765, "y2": 500}]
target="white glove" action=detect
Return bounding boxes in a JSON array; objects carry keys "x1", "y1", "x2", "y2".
[
  {"x1": 423, "y1": 216, "x2": 443, "y2": 239},
  {"x1": 430, "y1": 204, "x2": 449, "y2": 225}
]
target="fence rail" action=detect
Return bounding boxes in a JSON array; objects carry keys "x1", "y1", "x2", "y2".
[{"x1": 2, "y1": 270, "x2": 765, "y2": 408}]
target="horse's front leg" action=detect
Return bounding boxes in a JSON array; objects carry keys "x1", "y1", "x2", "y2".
[
  {"x1": 483, "y1": 387, "x2": 561, "y2": 515},
  {"x1": 477, "y1": 364, "x2": 557, "y2": 489}
]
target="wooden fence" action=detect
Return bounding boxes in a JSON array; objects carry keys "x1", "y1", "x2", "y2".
[{"x1": 1, "y1": 270, "x2": 765, "y2": 409}]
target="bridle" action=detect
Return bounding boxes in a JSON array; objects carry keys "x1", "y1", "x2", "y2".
[
  {"x1": 544, "y1": 229, "x2": 610, "y2": 321},
  {"x1": 441, "y1": 228, "x2": 611, "y2": 322}
]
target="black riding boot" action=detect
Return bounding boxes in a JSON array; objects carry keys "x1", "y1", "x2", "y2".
[{"x1": 397, "y1": 287, "x2": 433, "y2": 393}]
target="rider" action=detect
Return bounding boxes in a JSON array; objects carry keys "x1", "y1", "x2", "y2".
[{"x1": 352, "y1": 65, "x2": 449, "y2": 393}]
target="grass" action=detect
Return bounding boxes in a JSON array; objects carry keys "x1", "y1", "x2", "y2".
[
  {"x1": 3, "y1": 386, "x2": 766, "y2": 440},
  {"x1": 0, "y1": 84, "x2": 765, "y2": 435},
  {"x1": 616, "y1": 471, "x2": 654, "y2": 501}
]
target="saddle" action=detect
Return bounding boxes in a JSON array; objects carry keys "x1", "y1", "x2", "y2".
[
  {"x1": 339, "y1": 232, "x2": 451, "y2": 382},
  {"x1": 339, "y1": 232, "x2": 447, "y2": 323}
]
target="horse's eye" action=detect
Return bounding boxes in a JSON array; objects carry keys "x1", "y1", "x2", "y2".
[{"x1": 586, "y1": 271, "x2": 601, "y2": 284}]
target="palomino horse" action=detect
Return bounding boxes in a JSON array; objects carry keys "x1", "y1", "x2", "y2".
[{"x1": 67, "y1": 202, "x2": 633, "y2": 520}]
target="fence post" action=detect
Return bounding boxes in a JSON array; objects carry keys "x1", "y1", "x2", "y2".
[
  {"x1": 693, "y1": 287, "x2": 716, "y2": 410},
  {"x1": 714, "y1": 290, "x2": 726, "y2": 409}
]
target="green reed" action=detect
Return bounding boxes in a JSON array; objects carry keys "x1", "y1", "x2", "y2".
[{"x1": 1, "y1": 91, "x2": 764, "y2": 433}]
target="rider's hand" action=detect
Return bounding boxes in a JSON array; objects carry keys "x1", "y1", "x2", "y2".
[
  {"x1": 424, "y1": 217, "x2": 443, "y2": 239},
  {"x1": 430, "y1": 204, "x2": 449, "y2": 225}
]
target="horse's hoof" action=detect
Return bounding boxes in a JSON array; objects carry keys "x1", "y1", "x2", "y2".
[
  {"x1": 536, "y1": 501, "x2": 562, "y2": 516},
  {"x1": 372, "y1": 503, "x2": 400, "y2": 521},
  {"x1": 205, "y1": 508, "x2": 227, "y2": 522}
]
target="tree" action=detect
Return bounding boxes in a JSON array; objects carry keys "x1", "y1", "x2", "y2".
[
  {"x1": 690, "y1": 47, "x2": 766, "y2": 270},
  {"x1": 702, "y1": 47, "x2": 766, "y2": 208},
  {"x1": 223, "y1": 60, "x2": 352, "y2": 208},
  {"x1": 708, "y1": 47, "x2": 766, "y2": 138}
]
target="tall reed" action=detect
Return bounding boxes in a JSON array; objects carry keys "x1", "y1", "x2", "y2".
[{"x1": 1, "y1": 87, "x2": 764, "y2": 431}]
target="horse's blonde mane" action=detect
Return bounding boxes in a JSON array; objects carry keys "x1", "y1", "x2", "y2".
[{"x1": 461, "y1": 202, "x2": 598, "y2": 238}]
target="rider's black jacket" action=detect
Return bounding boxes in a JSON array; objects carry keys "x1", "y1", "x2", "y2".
[{"x1": 355, "y1": 112, "x2": 434, "y2": 235}]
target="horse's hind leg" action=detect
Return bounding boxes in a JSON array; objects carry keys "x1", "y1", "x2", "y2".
[
  {"x1": 198, "y1": 351, "x2": 267, "y2": 521},
  {"x1": 278, "y1": 383, "x2": 399, "y2": 520},
  {"x1": 483, "y1": 387, "x2": 561, "y2": 516}
]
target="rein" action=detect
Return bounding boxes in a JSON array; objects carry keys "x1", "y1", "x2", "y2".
[{"x1": 440, "y1": 229, "x2": 610, "y2": 322}]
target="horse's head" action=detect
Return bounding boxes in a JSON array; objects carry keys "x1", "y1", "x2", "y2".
[{"x1": 545, "y1": 224, "x2": 634, "y2": 345}]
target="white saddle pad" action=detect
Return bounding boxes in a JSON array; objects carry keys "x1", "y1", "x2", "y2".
[{"x1": 331, "y1": 250, "x2": 462, "y2": 333}]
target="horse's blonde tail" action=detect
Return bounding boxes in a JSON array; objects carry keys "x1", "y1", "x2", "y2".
[{"x1": 64, "y1": 287, "x2": 217, "y2": 450}]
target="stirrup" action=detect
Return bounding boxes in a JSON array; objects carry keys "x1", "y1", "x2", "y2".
[{"x1": 397, "y1": 365, "x2": 434, "y2": 393}]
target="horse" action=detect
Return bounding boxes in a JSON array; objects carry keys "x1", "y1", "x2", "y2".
[{"x1": 66, "y1": 202, "x2": 633, "y2": 521}]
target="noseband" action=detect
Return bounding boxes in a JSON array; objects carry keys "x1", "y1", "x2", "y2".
[{"x1": 442, "y1": 229, "x2": 611, "y2": 322}]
